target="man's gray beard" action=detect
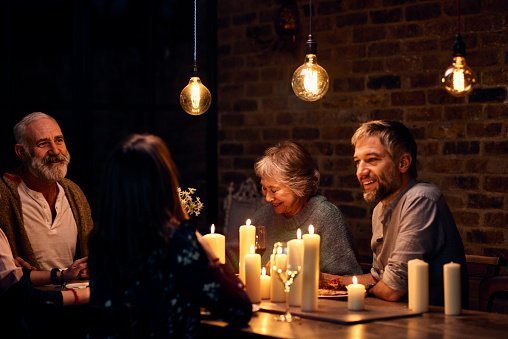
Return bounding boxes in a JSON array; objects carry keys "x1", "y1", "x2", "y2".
[
  {"x1": 363, "y1": 186, "x2": 387, "y2": 204},
  {"x1": 362, "y1": 167, "x2": 401, "y2": 204},
  {"x1": 28, "y1": 153, "x2": 71, "y2": 183}
]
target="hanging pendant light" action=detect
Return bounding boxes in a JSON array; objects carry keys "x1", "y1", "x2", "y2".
[
  {"x1": 441, "y1": 0, "x2": 476, "y2": 97},
  {"x1": 291, "y1": 0, "x2": 329, "y2": 102},
  {"x1": 180, "y1": 0, "x2": 211, "y2": 115}
]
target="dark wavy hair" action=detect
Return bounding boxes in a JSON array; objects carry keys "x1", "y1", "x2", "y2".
[{"x1": 88, "y1": 134, "x2": 187, "y2": 292}]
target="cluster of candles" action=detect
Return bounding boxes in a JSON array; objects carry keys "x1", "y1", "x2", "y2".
[{"x1": 203, "y1": 220, "x2": 463, "y2": 314}]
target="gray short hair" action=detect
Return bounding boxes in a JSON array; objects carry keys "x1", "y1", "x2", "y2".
[
  {"x1": 254, "y1": 141, "x2": 320, "y2": 198},
  {"x1": 13, "y1": 112, "x2": 57, "y2": 147}
]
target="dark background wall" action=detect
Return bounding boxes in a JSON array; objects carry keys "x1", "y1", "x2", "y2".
[
  {"x1": 0, "y1": 0, "x2": 218, "y2": 231},
  {"x1": 216, "y1": 0, "x2": 508, "y2": 263}
]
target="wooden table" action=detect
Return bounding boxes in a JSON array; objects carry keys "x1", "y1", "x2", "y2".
[{"x1": 200, "y1": 297, "x2": 508, "y2": 338}]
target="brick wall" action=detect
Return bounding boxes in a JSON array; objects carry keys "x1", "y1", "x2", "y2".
[{"x1": 216, "y1": 0, "x2": 508, "y2": 262}]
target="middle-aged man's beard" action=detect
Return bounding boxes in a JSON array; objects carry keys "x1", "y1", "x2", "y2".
[
  {"x1": 28, "y1": 153, "x2": 71, "y2": 183},
  {"x1": 362, "y1": 166, "x2": 400, "y2": 204}
]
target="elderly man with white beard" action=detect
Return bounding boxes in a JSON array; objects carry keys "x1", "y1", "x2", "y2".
[{"x1": 0, "y1": 112, "x2": 93, "y2": 272}]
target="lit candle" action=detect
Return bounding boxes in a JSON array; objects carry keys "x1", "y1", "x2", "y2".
[
  {"x1": 239, "y1": 219, "x2": 256, "y2": 284},
  {"x1": 408, "y1": 259, "x2": 429, "y2": 313},
  {"x1": 288, "y1": 228, "x2": 303, "y2": 306},
  {"x1": 444, "y1": 262, "x2": 461, "y2": 315},
  {"x1": 260, "y1": 267, "x2": 271, "y2": 299},
  {"x1": 270, "y1": 246, "x2": 286, "y2": 302},
  {"x1": 302, "y1": 224, "x2": 320, "y2": 312},
  {"x1": 346, "y1": 276, "x2": 366, "y2": 311},
  {"x1": 202, "y1": 224, "x2": 225, "y2": 264},
  {"x1": 245, "y1": 245, "x2": 261, "y2": 303}
]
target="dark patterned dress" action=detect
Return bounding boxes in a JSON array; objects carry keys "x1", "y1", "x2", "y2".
[{"x1": 90, "y1": 223, "x2": 252, "y2": 338}]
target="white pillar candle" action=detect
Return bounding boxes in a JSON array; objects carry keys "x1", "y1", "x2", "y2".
[
  {"x1": 346, "y1": 276, "x2": 366, "y2": 311},
  {"x1": 260, "y1": 267, "x2": 271, "y2": 299},
  {"x1": 287, "y1": 228, "x2": 303, "y2": 306},
  {"x1": 245, "y1": 245, "x2": 261, "y2": 303},
  {"x1": 302, "y1": 224, "x2": 320, "y2": 312},
  {"x1": 202, "y1": 224, "x2": 225, "y2": 264},
  {"x1": 444, "y1": 262, "x2": 461, "y2": 315},
  {"x1": 270, "y1": 250, "x2": 286, "y2": 302},
  {"x1": 408, "y1": 259, "x2": 429, "y2": 313},
  {"x1": 239, "y1": 219, "x2": 256, "y2": 284}
]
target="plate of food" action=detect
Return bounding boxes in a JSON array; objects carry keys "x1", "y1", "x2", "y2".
[
  {"x1": 65, "y1": 281, "x2": 89, "y2": 289},
  {"x1": 318, "y1": 288, "x2": 347, "y2": 299}
]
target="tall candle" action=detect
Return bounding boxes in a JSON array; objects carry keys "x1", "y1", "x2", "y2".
[
  {"x1": 287, "y1": 228, "x2": 303, "y2": 306},
  {"x1": 239, "y1": 219, "x2": 256, "y2": 284},
  {"x1": 444, "y1": 262, "x2": 461, "y2": 315},
  {"x1": 202, "y1": 224, "x2": 225, "y2": 264},
  {"x1": 346, "y1": 276, "x2": 366, "y2": 311},
  {"x1": 302, "y1": 224, "x2": 320, "y2": 312},
  {"x1": 245, "y1": 245, "x2": 261, "y2": 303},
  {"x1": 260, "y1": 267, "x2": 271, "y2": 299},
  {"x1": 408, "y1": 259, "x2": 429, "y2": 313},
  {"x1": 270, "y1": 248, "x2": 286, "y2": 302}
]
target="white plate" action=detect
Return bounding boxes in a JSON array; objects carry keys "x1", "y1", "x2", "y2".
[
  {"x1": 252, "y1": 304, "x2": 260, "y2": 313},
  {"x1": 65, "y1": 281, "x2": 89, "y2": 289}
]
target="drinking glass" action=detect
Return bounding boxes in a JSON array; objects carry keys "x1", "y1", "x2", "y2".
[
  {"x1": 272, "y1": 241, "x2": 301, "y2": 322},
  {"x1": 255, "y1": 225, "x2": 266, "y2": 257}
]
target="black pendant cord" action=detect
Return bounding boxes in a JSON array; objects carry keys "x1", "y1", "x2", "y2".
[
  {"x1": 456, "y1": 0, "x2": 461, "y2": 36},
  {"x1": 309, "y1": 0, "x2": 312, "y2": 36},
  {"x1": 193, "y1": 0, "x2": 198, "y2": 75}
]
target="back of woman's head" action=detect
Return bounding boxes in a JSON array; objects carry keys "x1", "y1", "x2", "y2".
[
  {"x1": 254, "y1": 140, "x2": 320, "y2": 198},
  {"x1": 89, "y1": 134, "x2": 186, "y2": 286}
]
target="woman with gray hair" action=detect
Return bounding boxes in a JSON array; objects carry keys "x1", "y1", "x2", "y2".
[{"x1": 252, "y1": 141, "x2": 362, "y2": 276}]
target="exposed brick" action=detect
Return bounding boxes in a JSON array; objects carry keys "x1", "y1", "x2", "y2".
[
  {"x1": 405, "y1": 3, "x2": 441, "y2": 21},
  {"x1": 336, "y1": 12, "x2": 368, "y2": 28},
  {"x1": 443, "y1": 0, "x2": 482, "y2": 16},
  {"x1": 245, "y1": 83, "x2": 273, "y2": 97},
  {"x1": 292, "y1": 127, "x2": 319, "y2": 140},
  {"x1": 409, "y1": 72, "x2": 439, "y2": 88},
  {"x1": 391, "y1": 91, "x2": 425, "y2": 106},
  {"x1": 262, "y1": 128, "x2": 290, "y2": 140},
  {"x1": 338, "y1": 174, "x2": 360, "y2": 189},
  {"x1": 318, "y1": 1, "x2": 342, "y2": 15},
  {"x1": 444, "y1": 105, "x2": 483, "y2": 120},
  {"x1": 222, "y1": 172, "x2": 249, "y2": 185},
  {"x1": 320, "y1": 174, "x2": 334, "y2": 187},
  {"x1": 332, "y1": 77, "x2": 365, "y2": 92},
  {"x1": 233, "y1": 99, "x2": 258, "y2": 112},
  {"x1": 352, "y1": 59, "x2": 384, "y2": 73},
  {"x1": 311, "y1": 142, "x2": 334, "y2": 156},
  {"x1": 232, "y1": 13, "x2": 256, "y2": 25},
  {"x1": 443, "y1": 141, "x2": 480, "y2": 155},
  {"x1": 220, "y1": 113, "x2": 244, "y2": 127},
  {"x1": 485, "y1": 141, "x2": 508, "y2": 155},
  {"x1": 367, "y1": 75, "x2": 401, "y2": 90},
  {"x1": 325, "y1": 189, "x2": 354, "y2": 202},
  {"x1": 335, "y1": 143, "x2": 354, "y2": 156},
  {"x1": 467, "y1": 123, "x2": 503, "y2": 138},
  {"x1": 467, "y1": 194, "x2": 504, "y2": 209},
  {"x1": 371, "y1": 108, "x2": 403, "y2": 120},
  {"x1": 321, "y1": 158, "x2": 354, "y2": 172},
  {"x1": 427, "y1": 89, "x2": 466, "y2": 105},
  {"x1": 322, "y1": 126, "x2": 357, "y2": 140},
  {"x1": 234, "y1": 129, "x2": 260, "y2": 141},
  {"x1": 353, "y1": 27, "x2": 387, "y2": 43},
  {"x1": 404, "y1": 39, "x2": 440, "y2": 53},
  {"x1": 484, "y1": 176, "x2": 508, "y2": 193},
  {"x1": 453, "y1": 211, "x2": 480, "y2": 227},
  {"x1": 485, "y1": 105, "x2": 508, "y2": 119},
  {"x1": 370, "y1": 8, "x2": 402, "y2": 24},
  {"x1": 469, "y1": 87, "x2": 507, "y2": 103},
  {"x1": 233, "y1": 157, "x2": 257, "y2": 170},
  {"x1": 406, "y1": 107, "x2": 442, "y2": 121},
  {"x1": 339, "y1": 204, "x2": 366, "y2": 218},
  {"x1": 466, "y1": 229, "x2": 504, "y2": 244},
  {"x1": 484, "y1": 212, "x2": 508, "y2": 228},
  {"x1": 442, "y1": 176, "x2": 480, "y2": 190},
  {"x1": 220, "y1": 143, "x2": 243, "y2": 155},
  {"x1": 389, "y1": 24, "x2": 423, "y2": 39}
]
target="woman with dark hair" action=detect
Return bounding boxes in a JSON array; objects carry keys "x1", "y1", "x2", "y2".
[
  {"x1": 88, "y1": 134, "x2": 251, "y2": 337},
  {"x1": 253, "y1": 140, "x2": 362, "y2": 276}
]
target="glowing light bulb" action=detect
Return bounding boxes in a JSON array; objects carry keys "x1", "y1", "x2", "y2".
[
  {"x1": 291, "y1": 35, "x2": 329, "y2": 102},
  {"x1": 441, "y1": 34, "x2": 476, "y2": 97},
  {"x1": 441, "y1": 56, "x2": 476, "y2": 97},
  {"x1": 180, "y1": 76, "x2": 211, "y2": 115}
]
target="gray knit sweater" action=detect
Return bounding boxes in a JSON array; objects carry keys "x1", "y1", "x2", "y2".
[{"x1": 252, "y1": 195, "x2": 362, "y2": 275}]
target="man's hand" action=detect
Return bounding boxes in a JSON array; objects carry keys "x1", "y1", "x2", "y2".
[{"x1": 14, "y1": 256, "x2": 37, "y2": 270}]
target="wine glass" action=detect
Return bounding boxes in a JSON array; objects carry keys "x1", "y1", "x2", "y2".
[
  {"x1": 272, "y1": 242, "x2": 301, "y2": 322},
  {"x1": 255, "y1": 225, "x2": 266, "y2": 257}
]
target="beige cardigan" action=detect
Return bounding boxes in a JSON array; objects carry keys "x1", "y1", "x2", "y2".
[{"x1": 0, "y1": 172, "x2": 93, "y2": 270}]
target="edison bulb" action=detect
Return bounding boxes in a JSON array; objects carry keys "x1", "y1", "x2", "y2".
[
  {"x1": 441, "y1": 56, "x2": 476, "y2": 97},
  {"x1": 291, "y1": 54, "x2": 329, "y2": 102},
  {"x1": 180, "y1": 76, "x2": 211, "y2": 115}
]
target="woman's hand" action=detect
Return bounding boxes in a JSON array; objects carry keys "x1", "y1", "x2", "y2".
[{"x1": 63, "y1": 257, "x2": 88, "y2": 282}]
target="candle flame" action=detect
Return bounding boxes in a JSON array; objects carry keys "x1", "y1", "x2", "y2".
[
  {"x1": 297, "y1": 228, "x2": 302, "y2": 240},
  {"x1": 262, "y1": 267, "x2": 266, "y2": 276},
  {"x1": 353, "y1": 276, "x2": 358, "y2": 284},
  {"x1": 246, "y1": 219, "x2": 251, "y2": 226},
  {"x1": 250, "y1": 244, "x2": 255, "y2": 254},
  {"x1": 309, "y1": 224, "x2": 315, "y2": 235},
  {"x1": 210, "y1": 224, "x2": 215, "y2": 234}
]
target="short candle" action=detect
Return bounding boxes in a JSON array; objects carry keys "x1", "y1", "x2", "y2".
[
  {"x1": 202, "y1": 224, "x2": 225, "y2": 264},
  {"x1": 347, "y1": 276, "x2": 365, "y2": 311}
]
